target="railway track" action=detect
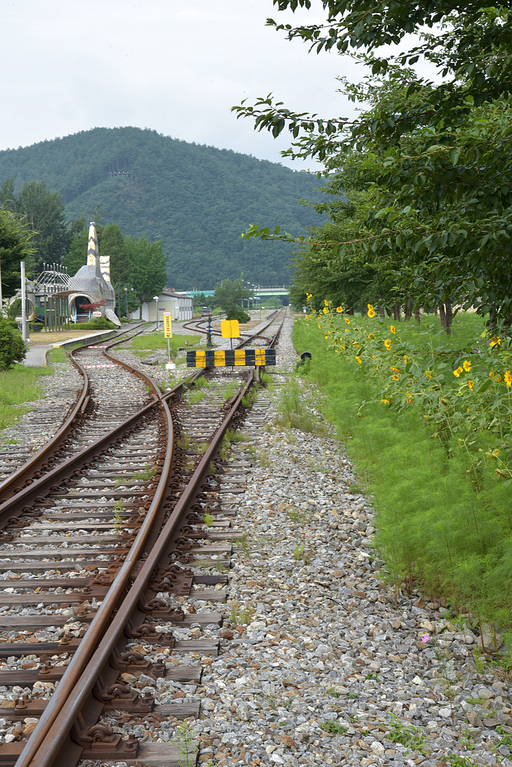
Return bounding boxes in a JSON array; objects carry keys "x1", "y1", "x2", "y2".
[
  {"x1": 0, "y1": 323, "x2": 166, "y2": 485},
  {"x1": 0, "y1": 322, "x2": 274, "y2": 766},
  {"x1": 183, "y1": 309, "x2": 286, "y2": 350},
  {"x1": 0, "y1": 324, "x2": 160, "y2": 505}
]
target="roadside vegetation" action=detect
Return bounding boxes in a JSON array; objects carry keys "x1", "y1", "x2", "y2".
[
  {"x1": 0, "y1": 365, "x2": 52, "y2": 432},
  {"x1": 293, "y1": 309, "x2": 512, "y2": 652},
  {"x1": 129, "y1": 332, "x2": 201, "y2": 358}
]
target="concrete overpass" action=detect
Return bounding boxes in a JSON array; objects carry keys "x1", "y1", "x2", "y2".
[{"x1": 186, "y1": 286, "x2": 289, "y2": 299}]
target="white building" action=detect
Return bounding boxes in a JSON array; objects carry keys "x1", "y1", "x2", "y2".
[{"x1": 129, "y1": 289, "x2": 193, "y2": 323}]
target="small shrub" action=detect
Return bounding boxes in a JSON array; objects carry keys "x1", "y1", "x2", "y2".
[
  {"x1": 242, "y1": 389, "x2": 258, "y2": 407},
  {"x1": 0, "y1": 319, "x2": 25, "y2": 369},
  {"x1": 178, "y1": 433, "x2": 190, "y2": 450},
  {"x1": 226, "y1": 307, "x2": 250, "y2": 323},
  {"x1": 276, "y1": 378, "x2": 325, "y2": 435},
  {"x1": 386, "y1": 715, "x2": 426, "y2": 753},
  {"x1": 132, "y1": 464, "x2": 157, "y2": 481},
  {"x1": 229, "y1": 601, "x2": 254, "y2": 625},
  {"x1": 188, "y1": 389, "x2": 204, "y2": 405}
]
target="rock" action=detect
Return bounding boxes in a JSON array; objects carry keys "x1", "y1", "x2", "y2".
[
  {"x1": 478, "y1": 625, "x2": 503, "y2": 651},
  {"x1": 468, "y1": 712, "x2": 484, "y2": 728},
  {"x1": 281, "y1": 736, "x2": 298, "y2": 748}
]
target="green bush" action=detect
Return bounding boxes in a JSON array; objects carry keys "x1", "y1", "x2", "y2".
[
  {"x1": 73, "y1": 317, "x2": 116, "y2": 331},
  {"x1": 0, "y1": 319, "x2": 25, "y2": 369},
  {"x1": 226, "y1": 307, "x2": 250, "y2": 323},
  {"x1": 88, "y1": 316, "x2": 116, "y2": 330}
]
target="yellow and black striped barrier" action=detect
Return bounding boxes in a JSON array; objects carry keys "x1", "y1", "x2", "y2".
[{"x1": 186, "y1": 348, "x2": 276, "y2": 368}]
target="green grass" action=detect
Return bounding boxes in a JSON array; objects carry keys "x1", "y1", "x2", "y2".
[
  {"x1": 0, "y1": 366, "x2": 53, "y2": 430},
  {"x1": 188, "y1": 389, "x2": 204, "y2": 405},
  {"x1": 293, "y1": 313, "x2": 512, "y2": 650},
  {"x1": 47, "y1": 347, "x2": 67, "y2": 363},
  {"x1": 130, "y1": 332, "x2": 201, "y2": 358}
]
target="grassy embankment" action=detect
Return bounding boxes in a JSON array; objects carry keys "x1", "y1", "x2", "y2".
[
  {"x1": 0, "y1": 365, "x2": 53, "y2": 435},
  {"x1": 127, "y1": 332, "x2": 202, "y2": 362},
  {"x1": 292, "y1": 310, "x2": 512, "y2": 651}
]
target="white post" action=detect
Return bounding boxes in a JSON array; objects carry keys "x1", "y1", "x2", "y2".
[{"x1": 20, "y1": 261, "x2": 29, "y2": 343}]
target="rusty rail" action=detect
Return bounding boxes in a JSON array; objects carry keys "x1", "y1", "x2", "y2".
[{"x1": 14, "y1": 371, "x2": 254, "y2": 767}]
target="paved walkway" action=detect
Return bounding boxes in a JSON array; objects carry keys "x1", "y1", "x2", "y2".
[
  {"x1": 22, "y1": 330, "x2": 118, "y2": 367},
  {"x1": 22, "y1": 344, "x2": 54, "y2": 367}
]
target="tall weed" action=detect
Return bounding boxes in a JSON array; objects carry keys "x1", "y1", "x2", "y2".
[{"x1": 276, "y1": 378, "x2": 327, "y2": 435}]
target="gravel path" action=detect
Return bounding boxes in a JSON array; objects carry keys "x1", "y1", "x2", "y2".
[{"x1": 191, "y1": 315, "x2": 512, "y2": 767}]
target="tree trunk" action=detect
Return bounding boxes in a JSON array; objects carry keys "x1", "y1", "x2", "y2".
[
  {"x1": 445, "y1": 300, "x2": 453, "y2": 335},
  {"x1": 393, "y1": 303, "x2": 401, "y2": 321},
  {"x1": 405, "y1": 299, "x2": 412, "y2": 321},
  {"x1": 438, "y1": 302, "x2": 452, "y2": 334}
]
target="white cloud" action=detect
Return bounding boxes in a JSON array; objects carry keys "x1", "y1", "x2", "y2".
[{"x1": 0, "y1": 0, "x2": 361, "y2": 170}]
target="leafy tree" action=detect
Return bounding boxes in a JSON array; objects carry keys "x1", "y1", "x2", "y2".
[
  {"x1": 213, "y1": 276, "x2": 252, "y2": 320},
  {"x1": 0, "y1": 208, "x2": 35, "y2": 298},
  {"x1": 239, "y1": 2, "x2": 512, "y2": 148},
  {"x1": 235, "y1": 2, "x2": 512, "y2": 325},
  {"x1": 192, "y1": 292, "x2": 209, "y2": 309},
  {"x1": 289, "y1": 176, "x2": 397, "y2": 313},
  {"x1": 0, "y1": 178, "x2": 81, "y2": 273},
  {"x1": 126, "y1": 235, "x2": 167, "y2": 316}
]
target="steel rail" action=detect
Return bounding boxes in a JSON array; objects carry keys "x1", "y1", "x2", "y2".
[
  {"x1": 267, "y1": 307, "x2": 287, "y2": 348},
  {"x1": 100, "y1": 325, "x2": 164, "y2": 399},
  {"x1": 16, "y1": 370, "x2": 254, "y2": 767},
  {"x1": 235, "y1": 307, "x2": 285, "y2": 349},
  {"x1": 12, "y1": 394, "x2": 175, "y2": 767},
  {"x1": 0, "y1": 350, "x2": 89, "y2": 505}
]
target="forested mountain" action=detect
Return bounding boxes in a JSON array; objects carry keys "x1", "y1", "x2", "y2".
[{"x1": 0, "y1": 127, "x2": 323, "y2": 289}]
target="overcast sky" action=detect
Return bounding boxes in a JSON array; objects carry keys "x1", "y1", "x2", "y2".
[{"x1": 0, "y1": 0, "x2": 368, "y2": 171}]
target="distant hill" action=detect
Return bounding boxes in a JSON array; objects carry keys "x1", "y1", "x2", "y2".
[{"x1": 0, "y1": 127, "x2": 324, "y2": 290}]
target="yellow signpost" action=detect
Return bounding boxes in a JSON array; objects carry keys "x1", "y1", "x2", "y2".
[
  {"x1": 163, "y1": 312, "x2": 173, "y2": 367},
  {"x1": 221, "y1": 319, "x2": 239, "y2": 338},
  {"x1": 163, "y1": 313, "x2": 172, "y2": 338}
]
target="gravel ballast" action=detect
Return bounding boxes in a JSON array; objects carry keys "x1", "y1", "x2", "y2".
[{"x1": 190, "y1": 316, "x2": 512, "y2": 767}]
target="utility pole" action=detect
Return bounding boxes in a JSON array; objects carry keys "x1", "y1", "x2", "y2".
[{"x1": 20, "y1": 261, "x2": 29, "y2": 343}]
